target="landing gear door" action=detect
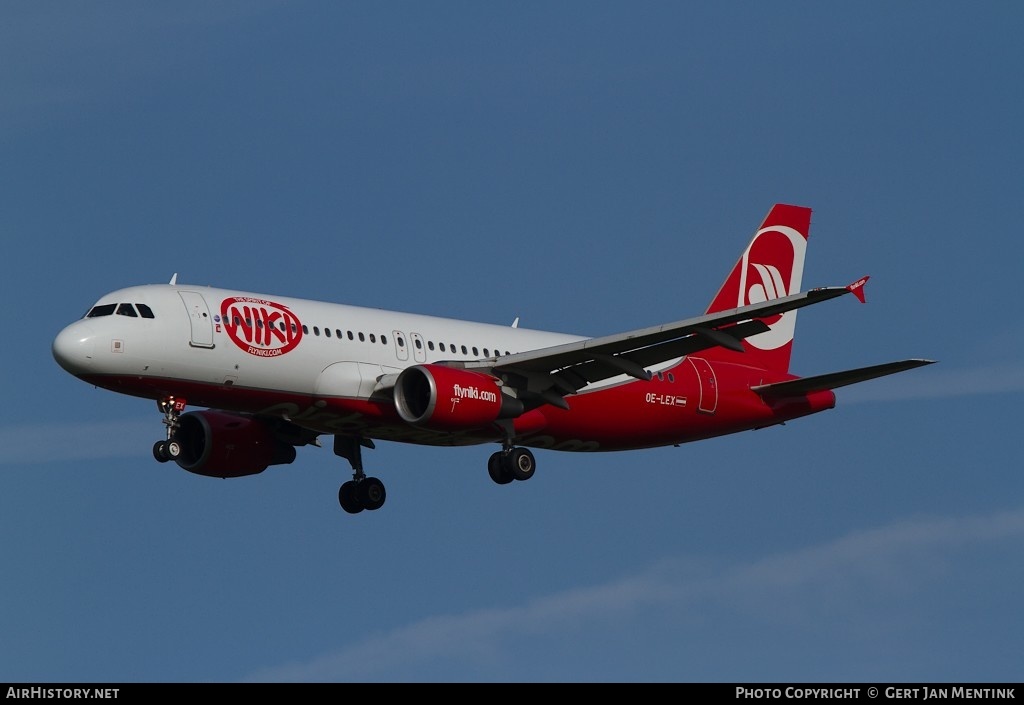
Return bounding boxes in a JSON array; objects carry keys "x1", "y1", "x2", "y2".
[{"x1": 178, "y1": 291, "x2": 215, "y2": 349}]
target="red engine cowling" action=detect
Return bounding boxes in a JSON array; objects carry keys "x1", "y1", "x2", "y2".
[
  {"x1": 394, "y1": 364, "x2": 524, "y2": 432},
  {"x1": 171, "y1": 410, "x2": 297, "y2": 478}
]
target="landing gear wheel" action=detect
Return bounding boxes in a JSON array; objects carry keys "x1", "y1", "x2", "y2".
[
  {"x1": 509, "y1": 448, "x2": 536, "y2": 481},
  {"x1": 358, "y1": 477, "x2": 387, "y2": 511},
  {"x1": 166, "y1": 440, "x2": 182, "y2": 460},
  {"x1": 338, "y1": 481, "x2": 364, "y2": 514},
  {"x1": 153, "y1": 441, "x2": 170, "y2": 463},
  {"x1": 488, "y1": 451, "x2": 514, "y2": 485}
]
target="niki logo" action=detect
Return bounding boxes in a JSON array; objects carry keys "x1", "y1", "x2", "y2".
[
  {"x1": 737, "y1": 225, "x2": 807, "y2": 351},
  {"x1": 220, "y1": 297, "x2": 303, "y2": 357}
]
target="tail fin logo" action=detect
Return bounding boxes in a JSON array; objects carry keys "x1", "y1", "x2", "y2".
[{"x1": 738, "y1": 225, "x2": 807, "y2": 351}]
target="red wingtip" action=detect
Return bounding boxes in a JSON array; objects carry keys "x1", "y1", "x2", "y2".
[{"x1": 846, "y1": 276, "x2": 869, "y2": 303}]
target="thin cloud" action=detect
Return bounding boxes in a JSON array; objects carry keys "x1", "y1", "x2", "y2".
[
  {"x1": 838, "y1": 362, "x2": 1024, "y2": 403},
  {"x1": 726, "y1": 510, "x2": 1024, "y2": 609},
  {"x1": 243, "y1": 507, "x2": 1024, "y2": 682},
  {"x1": 0, "y1": 420, "x2": 152, "y2": 465},
  {"x1": 245, "y1": 565, "x2": 688, "y2": 683}
]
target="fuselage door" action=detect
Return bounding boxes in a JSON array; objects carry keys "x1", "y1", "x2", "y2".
[
  {"x1": 178, "y1": 291, "x2": 215, "y2": 349},
  {"x1": 410, "y1": 332, "x2": 426, "y2": 362},
  {"x1": 687, "y1": 356, "x2": 718, "y2": 414},
  {"x1": 393, "y1": 330, "x2": 409, "y2": 362}
]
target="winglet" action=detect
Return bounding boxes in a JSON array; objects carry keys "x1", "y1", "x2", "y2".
[{"x1": 846, "y1": 275, "x2": 869, "y2": 304}]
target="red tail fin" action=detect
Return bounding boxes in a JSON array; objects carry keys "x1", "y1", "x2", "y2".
[{"x1": 702, "y1": 204, "x2": 812, "y2": 374}]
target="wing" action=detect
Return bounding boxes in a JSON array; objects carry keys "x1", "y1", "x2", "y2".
[{"x1": 443, "y1": 282, "x2": 866, "y2": 410}]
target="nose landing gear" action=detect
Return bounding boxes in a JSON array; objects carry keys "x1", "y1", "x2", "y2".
[{"x1": 152, "y1": 397, "x2": 187, "y2": 464}]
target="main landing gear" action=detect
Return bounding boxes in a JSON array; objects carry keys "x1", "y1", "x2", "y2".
[
  {"x1": 487, "y1": 421, "x2": 537, "y2": 485},
  {"x1": 331, "y1": 435, "x2": 538, "y2": 514},
  {"x1": 152, "y1": 397, "x2": 186, "y2": 464},
  {"x1": 487, "y1": 446, "x2": 537, "y2": 485},
  {"x1": 334, "y1": 436, "x2": 386, "y2": 514}
]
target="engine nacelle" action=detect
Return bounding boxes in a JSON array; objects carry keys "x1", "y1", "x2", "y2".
[
  {"x1": 394, "y1": 364, "x2": 523, "y2": 432},
  {"x1": 171, "y1": 410, "x2": 297, "y2": 478}
]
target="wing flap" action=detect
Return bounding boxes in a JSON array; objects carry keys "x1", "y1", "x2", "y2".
[{"x1": 548, "y1": 319, "x2": 771, "y2": 391}]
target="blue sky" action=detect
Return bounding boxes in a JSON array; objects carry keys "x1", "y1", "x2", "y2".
[{"x1": 2, "y1": 2, "x2": 1022, "y2": 683}]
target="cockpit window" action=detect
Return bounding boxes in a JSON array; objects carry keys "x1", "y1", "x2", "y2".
[
  {"x1": 86, "y1": 304, "x2": 117, "y2": 318},
  {"x1": 85, "y1": 302, "x2": 155, "y2": 319}
]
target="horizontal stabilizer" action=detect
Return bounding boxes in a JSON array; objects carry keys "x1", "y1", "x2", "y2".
[{"x1": 751, "y1": 359, "x2": 936, "y2": 398}]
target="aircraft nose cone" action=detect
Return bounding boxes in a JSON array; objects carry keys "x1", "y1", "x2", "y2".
[{"x1": 52, "y1": 323, "x2": 96, "y2": 375}]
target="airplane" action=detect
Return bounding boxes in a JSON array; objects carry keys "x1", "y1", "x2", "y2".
[{"x1": 52, "y1": 204, "x2": 935, "y2": 514}]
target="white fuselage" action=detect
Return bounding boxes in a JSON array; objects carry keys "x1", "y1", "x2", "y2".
[{"x1": 54, "y1": 283, "x2": 586, "y2": 433}]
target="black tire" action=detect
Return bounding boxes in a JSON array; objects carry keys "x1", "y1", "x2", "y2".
[
  {"x1": 488, "y1": 451, "x2": 514, "y2": 485},
  {"x1": 153, "y1": 441, "x2": 170, "y2": 463},
  {"x1": 509, "y1": 447, "x2": 536, "y2": 481},
  {"x1": 338, "y1": 481, "x2": 364, "y2": 514},
  {"x1": 358, "y1": 477, "x2": 386, "y2": 511}
]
